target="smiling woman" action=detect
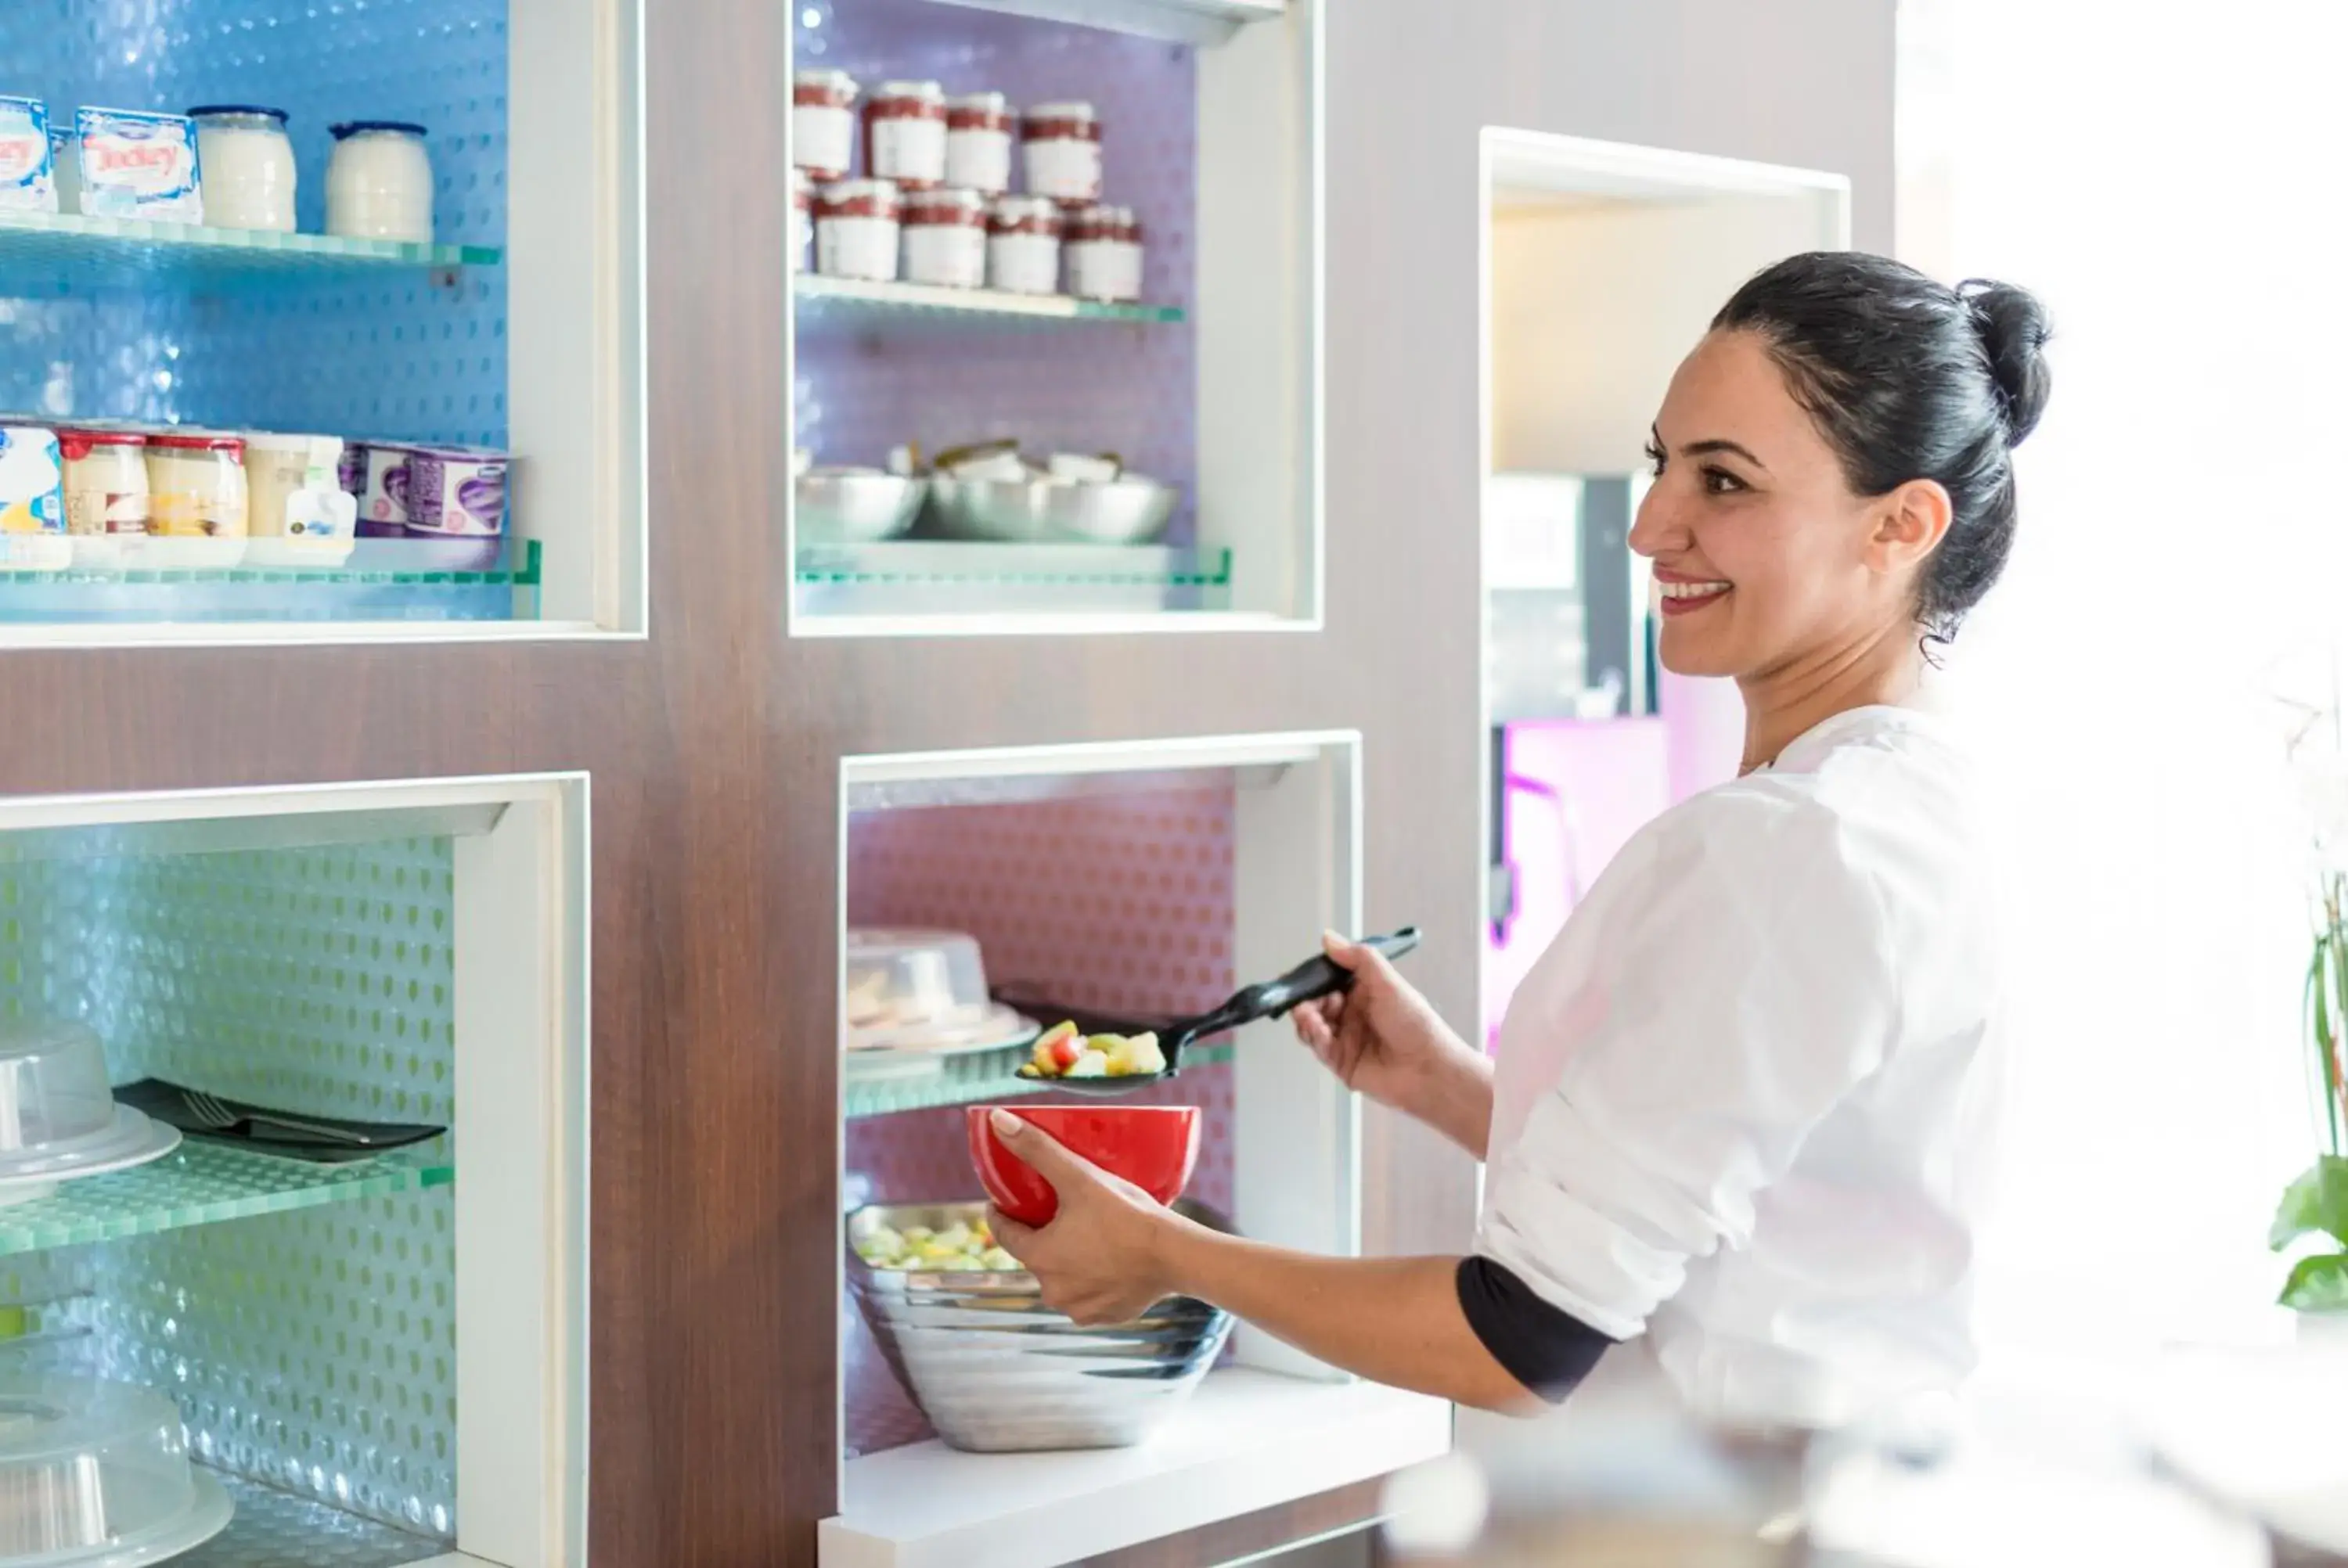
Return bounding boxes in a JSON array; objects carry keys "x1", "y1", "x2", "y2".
[{"x1": 997, "y1": 251, "x2": 2057, "y2": 1435}]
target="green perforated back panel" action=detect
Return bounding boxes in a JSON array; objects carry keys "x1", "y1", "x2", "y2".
[{"x1": 0, "y1": 837, "x2": 457, "y2": 1541}]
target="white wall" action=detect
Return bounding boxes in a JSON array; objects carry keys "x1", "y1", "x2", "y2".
[
  {"x1": 1492, "y1": 196, "x2": 1842, "y2": 474},
  {"x1": 1909, "y1": 0, "x2": 2348, "y2": 1351}
]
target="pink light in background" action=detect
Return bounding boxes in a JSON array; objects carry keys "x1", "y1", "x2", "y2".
[{"x1": 1482, "y1": 674, "x2": 1741, "y2": 1049}]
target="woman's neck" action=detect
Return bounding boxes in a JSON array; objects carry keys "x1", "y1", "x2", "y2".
[{"x1": 1735, "y1": 623, "x2": 1925, "y2": 774}]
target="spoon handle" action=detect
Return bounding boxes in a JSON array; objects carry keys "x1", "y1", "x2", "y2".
[{"x1": 1204, "y1": 926, "x2": 1422, "y2": 1036}]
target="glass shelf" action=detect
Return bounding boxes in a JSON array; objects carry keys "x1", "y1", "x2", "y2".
[
  {"x1": 0, "y1": 1140, "x2": 452, "y2": 1257},
  {"x1": 176, "y1": 1472, "x2": 448, "y2": 1568},
  {"x1": 796, "y1": 273, "x2": 1184, "y2": 327},
  {"x1": 0, "y1": 210, "x2": 500, "y2": 294},
  {"x1": 797, "y1": 541, "x2": 1232, "y2": 617},
  {"x1": 846, "y1": 1039, "x2": 1234, "y2": 1119},
  {"x1": 921, "y1": 0, "x2": 1285, "y2": 45},
  {"x1": 0, "y1": 539, "x2": 542, "y2": 624}
]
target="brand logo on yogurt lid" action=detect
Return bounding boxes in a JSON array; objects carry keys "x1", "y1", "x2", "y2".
[{"x1": 76, "y1": 111, "x2": 200, "y2": 202}]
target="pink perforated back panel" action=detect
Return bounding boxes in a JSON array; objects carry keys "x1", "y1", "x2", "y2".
[{"x1": 842, "y1": 782, "x2": 1238, "y2": 1456}]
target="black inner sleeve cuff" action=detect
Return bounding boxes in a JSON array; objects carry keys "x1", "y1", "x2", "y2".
[{"x1": 1456, "y1": 1254, "x2": 1619, "y2": 1404}]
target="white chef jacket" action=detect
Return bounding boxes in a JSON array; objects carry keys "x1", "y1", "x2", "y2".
[{"x1": 1475, "y1": 704, "x2": 2004, "y2": 1431}]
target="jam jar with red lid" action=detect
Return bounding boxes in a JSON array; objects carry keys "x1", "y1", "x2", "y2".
[
  {"x1": 865, "y1": 80, "x2": 948, "y2": 190},
  {"x1": 816, "y1": 178, "x2": 902, "y2": 282},
  {"x1": 1021, "y1": 101, "x2": 1102, "y2": 207},
  {"x1": 793, "y1": 68, "x2": 859, "y2": 184},
  {"x1": 901, "y1": 187, "x2": 987, "y2": 290},
  {"x1": 986, "y1": 195, "x2": 1062, "y2": 296},
  {"x1": 1065, "y1": 203, "x2": 1143, "y2": 303},
  {"x1": 945, "y1": 92, "x2": 1015, "y2": 196}
]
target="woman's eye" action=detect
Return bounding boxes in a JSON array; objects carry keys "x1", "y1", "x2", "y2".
[
  {"x1": 1702, "y1": 466, "x2": 1746, "y2": 495},
  {"x1": 1644, "y1": 442, "x2": 1667, "y2": 474}
]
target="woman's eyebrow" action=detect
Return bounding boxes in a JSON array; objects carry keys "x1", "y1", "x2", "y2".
[{"x1": 1680, "y1": 437, "x2": 1768, "y2": 470}]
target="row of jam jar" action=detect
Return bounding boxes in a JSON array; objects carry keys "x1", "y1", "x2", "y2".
[
  {"x1": 801, "y1": 182, "x2": 1143, "y2": 304},
  {"x1": 793, "y1": 73, "x2": 1104, "y2": 206}
]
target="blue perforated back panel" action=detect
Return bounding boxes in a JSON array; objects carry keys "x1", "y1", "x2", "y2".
[{"x1": 0, "y1": 0, "x2": 507, "y2": 450}]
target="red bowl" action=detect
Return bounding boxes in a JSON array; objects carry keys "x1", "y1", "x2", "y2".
[{"x1": 966, "y1": 1104, "x2": 1201, "y2": 1228}]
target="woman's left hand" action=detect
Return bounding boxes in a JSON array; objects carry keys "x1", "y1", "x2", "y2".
[{"x1": 985, "y1": 1109, "x2": 1189, "y2": 1325}]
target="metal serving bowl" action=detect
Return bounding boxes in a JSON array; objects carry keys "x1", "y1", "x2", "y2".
[
  {"x1": 797, "y1": 472, "x2": 929, "y2": 545},
  {"x1": 928, "y1": 475, "x2": 1179, "y2": 545},
  {"x1": 848, "y1": 1198, "x2": 1234, "y2": 1452}
]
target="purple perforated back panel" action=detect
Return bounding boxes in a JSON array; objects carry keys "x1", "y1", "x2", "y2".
[
  {"x1": 842, "y1": 782, "x2": 1238, "y2": 1456},
  {"x1": 793, "y1": 0, "x2": 1198, "y2": 541}
]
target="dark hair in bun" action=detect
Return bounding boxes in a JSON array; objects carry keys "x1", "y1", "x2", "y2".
[{"x1": 1711, "y1": 252, "x2": 2052, "y2": 644}]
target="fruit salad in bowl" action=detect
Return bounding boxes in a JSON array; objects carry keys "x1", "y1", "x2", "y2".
[{"x1": 852, "y1": 1213, "x2": 1021, "y2": 1273}]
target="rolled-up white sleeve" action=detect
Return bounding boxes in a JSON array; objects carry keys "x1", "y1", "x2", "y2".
[{"x1": 1477, "y1": 784, "x2": 1902, "y2": 1341}]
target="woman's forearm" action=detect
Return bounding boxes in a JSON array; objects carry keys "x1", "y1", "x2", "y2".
[
  {"x1": 1412, "y1": 1045, "x2": 1496, "y2": 1160},
  {"x1": 1159, "y1": 1225, "x2": 1534, "y2": 1413}
]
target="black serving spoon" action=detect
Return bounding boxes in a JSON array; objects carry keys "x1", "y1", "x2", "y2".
[{"x1": 1000, "y1": 926, "x2": 1421, "y2": 1095}]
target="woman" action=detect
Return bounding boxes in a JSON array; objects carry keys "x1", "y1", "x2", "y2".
[{"x1": 989, "y1": 252, "x2": 2053, "y2": 1430}]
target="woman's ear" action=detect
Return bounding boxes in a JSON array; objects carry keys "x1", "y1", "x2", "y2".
[{"x1": 1868, "y1": 477, "x2": 1954, "y2": 575}]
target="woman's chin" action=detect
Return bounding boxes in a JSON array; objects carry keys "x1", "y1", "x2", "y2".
[{"x1": 1655, "y1": 625, "x2": 1737, "y2": 679}]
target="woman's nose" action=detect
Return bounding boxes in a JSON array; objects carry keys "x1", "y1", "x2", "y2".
[{"x1": 1627, "y1": 484, "x2": 1680, "y2": 559}]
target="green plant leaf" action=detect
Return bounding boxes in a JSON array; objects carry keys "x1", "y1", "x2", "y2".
[
  {"x1": 2272, "y1": 1156, "x2": 2348, "y2": 1249},
  {"x1": 2280, "y1": 1252, "x2": 2348, "y2": 1312}
]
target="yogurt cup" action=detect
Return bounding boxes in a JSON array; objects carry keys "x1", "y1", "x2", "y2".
[
  {"x1": 57, "y1": 427, "x2": 149, "y2": 568},
  {"x1": 401, "y1": 445, "x2": 509, "y2": 570},
  {"x1": 402, "y1": 446, "x2": 507, "y2": 537},
  {"x1": 243, "y1": 432, "x2": 354, "y2": 568},
  {"x1": 355, "y1": 442, "x2": 412, "y2": 536},
  {"x1": 0, "y1": 426, "x2": 69, "y2": 573},
  {"x1": 74, "y1": 108, "x2": 203, "y2": 222},
  {"x1": 0, "y1": 98, "x2": 56, "y2": 214}
]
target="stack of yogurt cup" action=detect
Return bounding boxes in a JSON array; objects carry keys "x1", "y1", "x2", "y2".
[{"x1": 343, "y1": 440, "x2": 511, "y2": 569}]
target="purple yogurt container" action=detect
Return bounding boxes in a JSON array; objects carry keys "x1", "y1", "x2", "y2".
[
  {"x1": 351, "y1": 442, "x2": 413, "y2": 538},
  {"x1": 402, "y1": 444, "x2": 509, "y2": 570},
  {"x1": 404, "y1": 446, "x2": 506, "y2": 535}
]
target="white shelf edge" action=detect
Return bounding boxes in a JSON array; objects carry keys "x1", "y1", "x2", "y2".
[
  {"x1": 794, "y1": 274, "x2": 1178, "y2": 323},
  {"x1": 791, "y1": 609, "x2": 1314, "y2": 639},
  {"x1": 917, "y1": 0, "x2": 1284, "y2": 46},
  {"x1": 0, "y1": 617, "x2": 622, "y2": 650},
  {"x1": 842, "y1": 727, "x2": 1349, "y2": 786},
  {"x1": 819, "y1": 1371, "x2": 1449, "y2": 1568}
]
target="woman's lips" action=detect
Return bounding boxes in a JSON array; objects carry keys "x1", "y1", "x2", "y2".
[{"x1": 1654, "y1": 578, "x2": 1731, "y2": 619}]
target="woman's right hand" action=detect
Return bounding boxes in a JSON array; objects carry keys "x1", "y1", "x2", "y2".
[{"x1": 1291, "y1": 931, "x2": 1478, "y2": 1117}]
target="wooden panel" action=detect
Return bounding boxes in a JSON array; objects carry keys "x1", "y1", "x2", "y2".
[{"x1": 0, "y1": 2, "x2": 1893, "y2": 1565}]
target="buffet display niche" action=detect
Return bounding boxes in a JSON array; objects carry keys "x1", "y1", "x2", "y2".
[
  {"x1": 826, "y1": 734, "x2": 1449, "y2": 1568},
  {"x1": 0, "y1": 0, "x2": 643, "y2": 642},
  {"x1": 0, "y1": 777, "x2": 586, "y2": 1568},
  {"x1": 788, "y1": 0, "x2": 1321, "y2": 634}
]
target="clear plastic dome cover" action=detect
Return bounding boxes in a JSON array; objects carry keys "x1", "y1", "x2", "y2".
[
  {"x1": 844, "y1": 930, "x2": 1017, "y2": 1050},
  {"x1": 0, "y1": 1372, "x2": 231, "y2": 1564},
  {"x1": 0, "y1": 1021, "x2": 121, "y2": 1163}
]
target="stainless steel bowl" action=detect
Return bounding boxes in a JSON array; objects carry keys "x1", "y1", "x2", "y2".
[
  {"x1": 929, "y1": 475, "x2": 1179, "y2": 545},
  {"x1": 848, "y1": 1199, "x2": 1234, "y2": 1452},
  {"x1": 798, "y1": 472, "x2": 928, "y2": 545}
]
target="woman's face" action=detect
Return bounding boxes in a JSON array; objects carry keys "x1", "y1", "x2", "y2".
[{"x1": 1631, "y1": 329, "x2": 1925, "y2": 682}]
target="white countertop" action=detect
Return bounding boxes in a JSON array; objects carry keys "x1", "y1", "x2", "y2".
[{"x1": 820, "y1": 1368, "x2": 1452, "y2": 1568}]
